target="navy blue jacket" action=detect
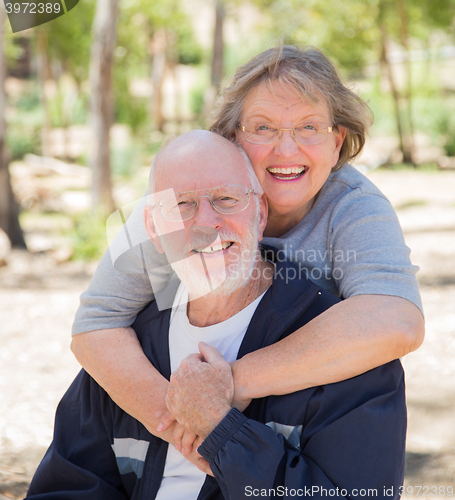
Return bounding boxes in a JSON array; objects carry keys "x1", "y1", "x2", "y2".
[{"x1": 27, "y1": 257, "x2": 407, "y2": 500}]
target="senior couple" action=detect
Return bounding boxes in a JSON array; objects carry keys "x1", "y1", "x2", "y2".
[{"x1": 27, "y1": 46, "x2": 423, "y2": 499}]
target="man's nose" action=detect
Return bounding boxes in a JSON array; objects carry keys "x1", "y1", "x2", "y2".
[
  {"x1": 192, "y1": 197, "x2": 223, "y2": 227},
  {"x1": 274, "y1": 129, "x2": 301, "y2": 157}
]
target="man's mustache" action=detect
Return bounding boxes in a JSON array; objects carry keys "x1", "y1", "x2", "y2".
[{"x1": 154, "y1": 226, "x2": 240, "y2": 265}]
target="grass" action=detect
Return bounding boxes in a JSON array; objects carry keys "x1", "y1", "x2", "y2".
[
  {"x1": 19, "y1": 210, "x2": 108, "y2": 262},
  {"x1": 19, "y1": 211, "x2": 74, "y2": 232},
  {"x1": 68, "y1": 212, "x2": 109, "y2": 261},
  {"x1": 394, "y1": 199, "x2": 428, "y2": 210},
  {"x1": 377, "y1": 162, "x2": 440, "y2": 172}
]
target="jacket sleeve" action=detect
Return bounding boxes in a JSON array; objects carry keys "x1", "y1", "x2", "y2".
[
  {"x1": 198, "y1": 361, "x2": 406, "y2": 500},
  {"x1": 26, "y1": 370, "x2": 128, "y2": 500}
]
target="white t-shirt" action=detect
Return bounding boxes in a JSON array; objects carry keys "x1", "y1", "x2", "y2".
[{"x1": 154, "y1": 283, "x2": 265, "y2": 500}]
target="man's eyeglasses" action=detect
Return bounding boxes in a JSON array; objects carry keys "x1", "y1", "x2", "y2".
[
  {"x1": 239, "y1": 122, "x2": 333, "y2": 146},
  {"x1": 152, "y1": 184, "x2": 258, "y2": 222}
]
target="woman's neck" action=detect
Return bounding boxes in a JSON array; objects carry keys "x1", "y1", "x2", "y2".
[{"x1": 264, "y1": 202, "x2": 312, "y2": 238}]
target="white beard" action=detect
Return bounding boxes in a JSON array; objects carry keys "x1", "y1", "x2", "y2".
[{"x1": 157, "y1": 211, "x2": 261, "y2": 301}]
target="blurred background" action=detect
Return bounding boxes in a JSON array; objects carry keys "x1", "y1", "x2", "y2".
[{"x1": 0, "y1": 0, "x2": 454, "y2": 498}]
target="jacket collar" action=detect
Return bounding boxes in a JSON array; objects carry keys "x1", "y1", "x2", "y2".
[{"x1": 237, "y1": 244, "x2": 321, "y2": 358}]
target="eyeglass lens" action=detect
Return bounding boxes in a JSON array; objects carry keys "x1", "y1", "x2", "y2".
[
  {"x1": 160, "y1": 185, "x2": 250, "y2": 221},
  {"x1": 243, "y1": 123, "x2": 330, "y2": 145}
]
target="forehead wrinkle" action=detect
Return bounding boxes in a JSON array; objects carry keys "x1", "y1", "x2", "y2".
[{"x1": 242, "y1": 81, "x2": 331, "y2": 123}]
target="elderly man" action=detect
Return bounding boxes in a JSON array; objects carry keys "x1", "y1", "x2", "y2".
[{"x1": 27, "y1": 131, "x2": 406, "y2": 500}]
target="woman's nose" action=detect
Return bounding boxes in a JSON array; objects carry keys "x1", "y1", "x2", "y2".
[{"x1": 274, "y1": 130, "x2": 301, "y2": 157}]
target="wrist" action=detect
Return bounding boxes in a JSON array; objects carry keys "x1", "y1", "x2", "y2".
[
  {"x1": 231, "y1": 359, "x2": 254, "y2": 408},
  {"x1": 202, "y1": 404, "x2": 231, "y2": 440}
]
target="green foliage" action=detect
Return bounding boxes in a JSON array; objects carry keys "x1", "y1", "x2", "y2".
[
  {"x1": 16, "y1": 89, "x2": 41, "y2": 111},
  {"x1": 175, "y1": 24, "x2": 204, "y2": 65},
  {"x1": 111, "y1": 144, "x2": 141, "y2": 178},
  {"x1": 7, "y1": 124, "x2": 41, "y2": 160},
  {"x1": 188, "y1": 65, "x2": 210, "y2": 116},
  {"x1": 429, "y1": 94, "x2": 455, "y2": 156},
  {"x1": 48, "y1": 89, "x2": 88, "y2": 128},
  {"x1": 113, "y1": 0, "x2": 201, "y2": 133},
  {"x1": 44, "y1": 0, "x2": 96, "y2": 83},
  {"x1": 70, "y1": 212, "x2": 108, "y2": 261},
  {"x1": 252, "y1": 0, "x2": 379, "y2": 74},
  {"x1": 6, "y1": 86, "x2": 42, "y2": 159},
  {"x1": 113, "y1": 70, "x2": 149, "y2": 133}
]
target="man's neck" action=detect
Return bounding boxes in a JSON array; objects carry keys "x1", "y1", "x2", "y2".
[{"x1": 186, "y1": 257, "x2": 274, "y2": 327}]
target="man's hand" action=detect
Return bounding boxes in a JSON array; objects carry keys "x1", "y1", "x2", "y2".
[{"x1": 166, "y1": 342, "x2": 234, "y2": 440}]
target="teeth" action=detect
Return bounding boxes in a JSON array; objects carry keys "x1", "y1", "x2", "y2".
[
  {"x1": 194, "y1": 242, "x2": 233, "y2": 254},
  {"x1": 268, "y1": 167, "x2": 306, "y2": 174},
  {"x1": 275, "y1": 175, "x2": 300, "y2": 180}
]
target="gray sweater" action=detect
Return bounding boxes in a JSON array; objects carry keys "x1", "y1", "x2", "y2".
[{"x1": 72, "y1": 164, "x2": 422, "y2": 335}]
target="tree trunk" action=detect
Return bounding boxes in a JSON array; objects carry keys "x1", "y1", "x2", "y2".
[
  {"x1": 379, "y1": 23, "x2": 411, "y2": 164},
  {"x1": 397, "y1": 0, "x2": 416, "y2": 166},
  {"x1": 211, "y1": 0, "x2": 224, "y2": 89},
  {"x1": 150, "y1": 29, "x2": 167, "y2": 132},
  {"x1": 202, "y1": 0, "x2": 225, "y2": 120},
  {"x1": 37, "y1": 30, "x2": 52, "y2": 159},
  {"x1": 0, "y1": 7, "x2": 26, "y2": 248},
  {"x1": 89, "y1": 0, "x2": 118, "y2": 214}
]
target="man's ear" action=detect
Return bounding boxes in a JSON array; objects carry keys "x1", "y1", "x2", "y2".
[
  {"x1": 143, "y1": 204, "x2": 164, "y2": 254},
  {"x1": 257, "y1": 193, "x2": 268, "y2": 242}
]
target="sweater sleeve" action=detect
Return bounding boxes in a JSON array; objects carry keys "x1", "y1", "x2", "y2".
[
  {"x1": 26, "y1": 371, "x2": 129, "y2": 499},
  {"x1": 329, "y1": 189, "x2": 422, "y2": 313},
  {"x1": 198, "y1": 361, "x2": 407, "y2": 500},
  {"x1": 72, "y1": 195, "x2": 171, "y2": 335}
]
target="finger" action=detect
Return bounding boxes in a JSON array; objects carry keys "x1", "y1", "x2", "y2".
[
  {"x1": 198, "y1": 342, "x2": 226, "y2": 366},
  {"x1": 194, "y1": 435, "x2": 205, "y2": 450},
  {"x1": 181, "y1": 431, "x2": 198, "y2": 455},
  {"x1": 181, "y1": 352, "x2": 204, "y2": 366},
  {"x1": 173, "y1": 424, "x2": 185, "y2": 452},
  {"x1": 156, "y1": 410, "x2": 176, "y2": 433},
  {"x1": 196, "y1": 457, "x2": 214, "y2": 477}
]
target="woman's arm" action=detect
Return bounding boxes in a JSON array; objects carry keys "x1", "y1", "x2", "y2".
[
  {"x1": 71, "y1": 327, "x2": 171, "y2": 437},
  {"x1": 231, "y1": 294, "x2": 424, "y2": 406},
  {"x1": 72, "y1": 294, "x2": 423, "y2": 433},
  {"x1": 71, "y1": 328, "x2": 209, "y2": 467}
]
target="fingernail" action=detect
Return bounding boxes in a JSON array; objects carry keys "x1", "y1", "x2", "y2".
[{"x1": 157, "y1": 423, "x2": 164, "y2": 432}]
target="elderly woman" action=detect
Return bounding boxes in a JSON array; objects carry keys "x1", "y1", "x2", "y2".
[{"x1": 71, "y1": 46, "x2": 424, "y2": 451}]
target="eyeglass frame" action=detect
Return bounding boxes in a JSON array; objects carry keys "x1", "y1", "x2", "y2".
[
  {"x1": 151, "y1": 184, "x2": 259, "y2": 222},
  {"x1": 239, "y1": 123, "x2": 334, "y2": 146}
]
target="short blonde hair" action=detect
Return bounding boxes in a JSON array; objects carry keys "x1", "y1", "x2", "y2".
[{"x1": 210, "y1": 45, "x2": 373, "y2": 171}]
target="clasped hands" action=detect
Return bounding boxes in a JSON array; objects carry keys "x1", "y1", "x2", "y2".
[{"x1": 157, "y1": 342, "x2": 249, "y2": 476}]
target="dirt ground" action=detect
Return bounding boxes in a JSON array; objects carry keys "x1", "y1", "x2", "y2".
[{"x1": 0, "y1": 168, "x2": 454, "y2": 499}]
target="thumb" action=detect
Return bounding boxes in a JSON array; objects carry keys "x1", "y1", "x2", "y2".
[{"x1": 198, "y1": 342, "x2": 225, "y2": 366}]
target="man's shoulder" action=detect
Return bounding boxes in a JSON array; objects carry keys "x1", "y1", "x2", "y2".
[{"x1": 259, "y1": 245, "x2": 340, "y2": 313}]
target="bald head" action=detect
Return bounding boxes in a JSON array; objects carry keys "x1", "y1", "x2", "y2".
[{"x1": 148, "y1": 130, "x2": 262, "y2": 197}]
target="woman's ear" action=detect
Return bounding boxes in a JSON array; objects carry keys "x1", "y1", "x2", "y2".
[
  {"x1": 143, "y1": 204, "x2": 164, "y2": 253},
  {"x1": 332, "y1": 126, "x2": 347, "y2": 168}
]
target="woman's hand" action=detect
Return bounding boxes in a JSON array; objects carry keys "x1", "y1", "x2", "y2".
[
  {"x1": 156, "y1": 409, "x2": 198, "y2": 456},
  {"x1": 165, "y1": 343, "x2": 233, "y2": 439}
]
